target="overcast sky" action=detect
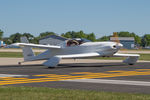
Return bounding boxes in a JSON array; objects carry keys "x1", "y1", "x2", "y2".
[{"x1": 0, "y1": 0, "x2": 150, "y2": 38}]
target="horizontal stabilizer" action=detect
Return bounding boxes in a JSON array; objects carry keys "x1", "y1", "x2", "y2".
[
  {"x1": 113, "y1": 53, "x2": 140, "y2": 65},
  {"x1": 113, "y1": 53, "x2": 140, "y2": 57}
]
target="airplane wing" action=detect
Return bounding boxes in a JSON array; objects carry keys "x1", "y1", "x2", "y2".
[
  {"x1": 57, "y1": 52, "x2": 101, "y2": 58},
  {"x1": 113, "y1": 53, "x2": 140, "y2": 57},
  {"x1": 58, "y1": 52, "x2": 140, "y2": 59},
  {"x1": 12, "y1": 43, "x2": 61, "y2": 49}
]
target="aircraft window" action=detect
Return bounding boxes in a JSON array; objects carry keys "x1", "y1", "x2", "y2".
[
  {"x1": 75, "y1": 40, "x2": 84, "y2": 45},
  {"x1": 66, "y1": 40, "x2": 79, "y2": 46},
  {"x1": 72, "y1": 38, "x2": 91, "y2": 44},
  {"x1": 81, "y1": 38, "x2": 91, "y2": 42},
  {"x1": 66, "y1": 38, "x2": 91, "y2": 46}
]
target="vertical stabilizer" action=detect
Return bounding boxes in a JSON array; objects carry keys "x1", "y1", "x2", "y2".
[{"x1": 21, "y1": 37, "x2": 35, "y2": 61}]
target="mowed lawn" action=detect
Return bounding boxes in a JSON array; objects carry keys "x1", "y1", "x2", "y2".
[
  {"x1": 95, "y1": 54, "x2": 150, "y2": 61},
  {"x1": 0, "y1": 52, "x2": 150, "y2": 61},
  {"x1": 0, "y1": 86, "x2": 150, "y2": 100},
  {"x1": 0, "y1": 52, "x2": 40, "y2": 58}
]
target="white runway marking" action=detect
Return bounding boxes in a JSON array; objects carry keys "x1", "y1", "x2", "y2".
[
  {"x1": 64, "y1": 79, "x2": 150, "y2": 87},
  {"x1": 0, "y1": 74, "x2": 28, "y2": 77}
]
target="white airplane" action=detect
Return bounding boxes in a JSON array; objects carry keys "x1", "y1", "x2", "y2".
[{"x1": 12, "y1": 37, "x2": 140, "y2": 68}]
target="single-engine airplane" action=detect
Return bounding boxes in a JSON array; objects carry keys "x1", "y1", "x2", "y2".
[{"x1": 12, "y1": 36, "x2": 140, "y2": 67}]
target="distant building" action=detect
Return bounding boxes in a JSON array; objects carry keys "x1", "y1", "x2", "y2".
[
  {"x1": 110, "y1": 37, "x2": 135, "y2": 49},
  {"x1": 39, "y1": 35, "x2": 68, "y2": 46}
]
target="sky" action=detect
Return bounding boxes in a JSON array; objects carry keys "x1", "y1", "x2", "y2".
[{"x1": 0, "y1": 0, "x2": 150, "y2": 38}]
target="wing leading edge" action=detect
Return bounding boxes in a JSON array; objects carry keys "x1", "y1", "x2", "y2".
[{"x1": 12, "y1": 43, "x2": 61, "y2": 49}]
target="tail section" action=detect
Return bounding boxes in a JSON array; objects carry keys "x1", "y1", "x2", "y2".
[{"x1": 21, "y1": 37, "x2": 35, "y2": 61}]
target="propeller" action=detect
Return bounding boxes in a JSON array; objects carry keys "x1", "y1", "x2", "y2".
[
  {"x1": 112, "y1": 32, "x2": 123, "y2": 49},
  {"x1": 112, "y1": 32, "x2": 120, "y2": 45}
]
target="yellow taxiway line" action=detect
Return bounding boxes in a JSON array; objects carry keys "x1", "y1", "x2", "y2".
[{"x1": 0, "y1": 69, "x2": 150, "y2": 85}]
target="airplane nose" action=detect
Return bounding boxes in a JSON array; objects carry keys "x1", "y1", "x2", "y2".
[{"x1": 112, "y1": 43, "x2": 123, "y2": 49}]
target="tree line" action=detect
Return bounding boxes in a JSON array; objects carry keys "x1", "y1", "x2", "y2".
[{"x1": 0, "y1": 29, "x2": 150, "y2": 47}]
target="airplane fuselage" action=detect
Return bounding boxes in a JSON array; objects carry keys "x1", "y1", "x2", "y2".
[{"x1": 34, "y1": 41, "x2": 122, "y2": 60}]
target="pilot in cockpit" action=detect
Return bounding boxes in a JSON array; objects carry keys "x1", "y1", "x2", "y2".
[{"x1": 66, "y1": 40, "x2": 79, "y2": 46}]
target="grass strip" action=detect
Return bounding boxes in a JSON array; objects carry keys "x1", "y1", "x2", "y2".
[
  {"x1": 95, "y1": 54, "x2": 150, "y2": 61},
  {"x1": 0, "y1": 52, "x2": 40, "y2": 58},
  {"x1": 0, "y1": 86, "x2": 150, "y2": 100}
]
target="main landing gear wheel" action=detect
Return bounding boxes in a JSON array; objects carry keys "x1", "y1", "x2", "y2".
[
  {"x1": 48, "y1": 67, "x2": 55, "y2": 69},
  {"x1": 18, "y1": 62, "x2": 21, "y2": 65},
  {"x1": 129, "y1": 63, "x2": 134, "y2": 65}
]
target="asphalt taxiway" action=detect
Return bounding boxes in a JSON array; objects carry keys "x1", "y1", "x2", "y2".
[{"x1": 0, "y1": 59, "x2": 150, "y2": 94}]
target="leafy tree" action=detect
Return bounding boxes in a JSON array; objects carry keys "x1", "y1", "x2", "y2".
[
  {"x1": 133, "y1": 35, "x2": 141, "y2": 45},
  {"x1": 61, "y1": 31, "x2": 86, "y2": 38},
  {"x1": 0, "y1": 29, "x2": 3, "y2": 40},
  {"x1": 3, "y1": 37, "x2": 11, "y2": 44},
  {"x1": 117, "y1": 31, "x2": 131, "y2": 37},
  {"x1": 61, "y1": 30, "x2": 96, "y2": 41},
  {"x1": 39, "y1": 32, "x2": 56, "y2": 38},
  {"x1": 9, "y1": 33, "x2": 22, "y2": 43},
  {"x1": 22, "y1": 33, "x2": 34, "y2": 39},
  {"x1": 141, "y1": 34, "x2": 150, "y2": 47},
  {"x1": 97, "y1": 36, "x2": 110, "y2": 41},
  {"x1": 141, "y1": 37, "x2": 146, "y2": 47},
  {"x1": 61, "y1": 31, "x2": 72, "y2": 38},
  {"x1": 32, "y1": 37, "x2": 40, "y2": 44},
  {"x1": 75, "y1": 30, "x2": 87, "y2": 38},
  {"x1": 22, "y1": 33, "x2": 34, "y2": 43},
  {"x1": 87, "y1": 33, "x2": 96, "y2": 41}
]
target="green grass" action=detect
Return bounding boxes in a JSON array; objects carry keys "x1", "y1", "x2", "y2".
[
  {"x1": 0, "y1": 52, "x2": 150, "y2": 61},
  {"x1": 139, "y1": 54, "x2": 150, "y2": 61},
  {"x1": 0, "y1": 52, "x2": 40, "y2": 58},
  {"x1": 95, "y1": 54, "x2": 150, "y2": 61},
  {"x1": 0, "y1": 86, "x2": 149, "y2": 100},
  {"x1": 120, "y1": 49, "x2": 150, "y2": 51}
]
